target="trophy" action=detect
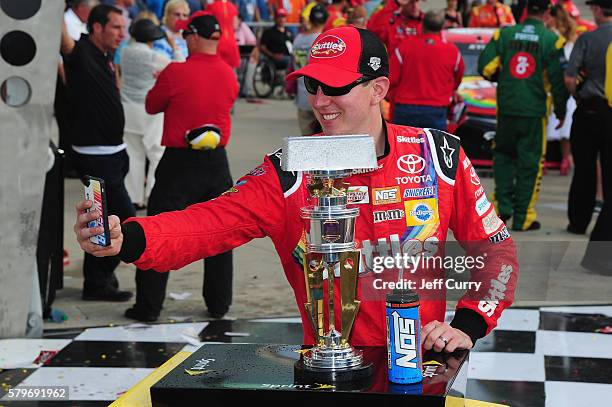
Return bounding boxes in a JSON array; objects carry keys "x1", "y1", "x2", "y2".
[{"x1": 282, "y1": 135, "x2": 377, "y2": 382}]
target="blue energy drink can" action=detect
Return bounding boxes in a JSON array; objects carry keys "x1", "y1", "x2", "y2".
[{"x1": 386, "y1": 289, "x2": 422, "y2": 384}]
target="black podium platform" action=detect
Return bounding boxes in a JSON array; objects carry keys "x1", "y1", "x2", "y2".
[{"x1": 151, "y1": 344, "x2": 469, "y2": 406}]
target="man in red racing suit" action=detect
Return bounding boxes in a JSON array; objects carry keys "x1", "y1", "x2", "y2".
[{"x1": 75, "y1": 26, "x2": 518, "y2": 352}]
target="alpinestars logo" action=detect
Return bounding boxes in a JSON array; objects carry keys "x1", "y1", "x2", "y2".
[{"x1": 441, "y1": 138, "x2": 455, "y2": 168}]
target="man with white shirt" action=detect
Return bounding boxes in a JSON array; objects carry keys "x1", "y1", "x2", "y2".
[
  {"x1": 65, "y1": 0, "x2": 98, "y2": 40},
  {"x1": 61, "y1": 4, "x2": 135, "y2": 302}
]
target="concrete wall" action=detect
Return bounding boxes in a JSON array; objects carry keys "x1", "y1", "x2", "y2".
[{"x1": 0, "y1": 0, "x2": 63, "y2": 337}]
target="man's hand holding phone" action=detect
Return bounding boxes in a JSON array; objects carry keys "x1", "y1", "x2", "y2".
[{"x1": 74, "y1": 200, "x2": 123, "y2": 257}]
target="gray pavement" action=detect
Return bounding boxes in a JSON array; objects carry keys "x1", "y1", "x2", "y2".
[{"x1": 49, "y1": 97, "x2": 610, "y2": 331}]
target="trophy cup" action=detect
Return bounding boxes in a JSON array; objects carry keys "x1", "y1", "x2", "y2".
[{"x1": 282, "y1": 135, "x2": 377, "y2": 382}]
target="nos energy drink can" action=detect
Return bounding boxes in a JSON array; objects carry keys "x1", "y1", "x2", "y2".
[{"x1": 386, "y1": 289, "x2": 422, "y2": 384}]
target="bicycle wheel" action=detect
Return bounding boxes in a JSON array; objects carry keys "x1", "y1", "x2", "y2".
[
  {"x1": 237, "y1": 56, "x2": 249, "y2": 97},
  {"x1": 253, "y1": 59, "x2": 275, "y2": 99}
]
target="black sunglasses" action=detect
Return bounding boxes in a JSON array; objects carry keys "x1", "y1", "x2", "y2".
[
  {"x1": 304, "y1": 75, "x2": 375, "y2": 97},
  {"x1": 182, "y1": 29, "x2": 195, "y2": 39}
]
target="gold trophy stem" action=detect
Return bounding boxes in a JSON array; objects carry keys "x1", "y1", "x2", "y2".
[
  {"x1": 328, "y1": 262, "x2": 336, "y2": 333},
  {"x1": 317, "y1": 299, "x2": 324, "y2": 344},
  {"x1": 340, "y1": 251, "x2": 360, "y2": 345}
]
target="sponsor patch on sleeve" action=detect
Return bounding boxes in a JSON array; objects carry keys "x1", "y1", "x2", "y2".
[
  {"x1": 482, "y1": 210, "x2": 503, "y2": 234},
  {"x1": 475, "y1": 193, "x2": 492, "y2": 216},
  {"x1": 488, "y1": 226, "x2": 511, "y2": 243}
]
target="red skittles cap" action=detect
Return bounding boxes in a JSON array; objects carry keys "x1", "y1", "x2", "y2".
[{"x1": 286, "y1": 26, "x2": 389, "y2": 88}]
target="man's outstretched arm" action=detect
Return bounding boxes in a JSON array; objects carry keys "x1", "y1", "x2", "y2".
[{"x1": 75, "y1": 157, "x2": 287, "y2": 272}]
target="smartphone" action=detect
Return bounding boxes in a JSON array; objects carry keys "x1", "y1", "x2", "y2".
[{"x1": 82, "y1": 175, "x2": 110, "y2": 247}]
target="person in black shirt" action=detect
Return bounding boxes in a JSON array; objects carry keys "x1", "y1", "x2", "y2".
[
  {"x1": 260, "y1": 8, "x2": 293, "y2": 69},
  {"x1": 61, "y1": 4, "x2": 135, "y2": 302}
]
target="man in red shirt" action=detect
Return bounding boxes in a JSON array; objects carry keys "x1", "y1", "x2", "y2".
[
  {"x1": 324, "y1": 0, "x2": 349, "y2": 31},
  {"x1": 389, "y1": 10, "x2": 464, "y2": 131},
  {"x1": 205, "y1": 1, "x2": 241, "y2": 68},
  {"x1": 123, "y1": 13, "x2": 239, "y2": 322},
  {"x1": 367, "y1": 0, "x2": 399, "y2": 40},
  {"x1": 75, "y1": 26, "x2": 518, "y2": 352},
  {"x1": 378, "y1": 0, "x2": 424, "y2": 55}
]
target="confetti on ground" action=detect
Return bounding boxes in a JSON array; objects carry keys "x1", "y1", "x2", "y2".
[
  {"x1": 224, "y1": 332, "x2": 250, "y2": 337},
  {"x1": 33, "y1": 350, "x2": 58, "y2": 366},
  {"x1": 168, "y1": 292, "x2": 192, "y2": 301},
  {"x1": 184, "y1": 369, "x2": 211, "y2": 376},
  {"x1": 596, "y1": 326, "x2": 612, "y2": 334}
]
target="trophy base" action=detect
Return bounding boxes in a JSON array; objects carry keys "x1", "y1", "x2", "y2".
[
  {"x1": 294, "y1": 359, "x2": 373, "y2": 384},
  {"x1": 150, "y1": 343, "x2": 471, "y2": 406}
]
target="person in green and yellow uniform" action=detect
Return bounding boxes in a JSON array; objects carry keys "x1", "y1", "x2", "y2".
[{"x1": 478, "y1": 0, "x2": 568, "y2": 231}]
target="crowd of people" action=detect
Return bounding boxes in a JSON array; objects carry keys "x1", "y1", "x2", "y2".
[{"x1": 54, "y1": 0, "x2": 612, "y2": 329}]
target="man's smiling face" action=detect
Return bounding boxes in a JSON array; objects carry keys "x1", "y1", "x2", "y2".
[{"x1": 308, "y1": 79, "x2": 377, "y2": 135}]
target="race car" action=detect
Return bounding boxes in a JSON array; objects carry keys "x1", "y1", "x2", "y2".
[
  {"x1": 445, "y1": 27, "x2": 567, "y2": 169},
  {"x1": 445, "y1": 28, "x2": 497, "y2": 168}
]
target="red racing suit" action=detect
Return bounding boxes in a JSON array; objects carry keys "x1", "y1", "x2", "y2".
[{"x1": 123, "y1": 123, "x2": 518, "y2": 346}]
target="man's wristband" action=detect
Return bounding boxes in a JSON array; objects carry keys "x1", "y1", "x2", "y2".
[
  {"x1": 119, "y1": 221, "x2": 146, "y2": 263},
  {"x1": 450, "y1": 308, "x2": 488, "y2": 345}
]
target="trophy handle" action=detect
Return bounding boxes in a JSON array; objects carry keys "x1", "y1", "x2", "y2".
[
  {"x1": 303, "y1": 252, "x2": 325, "y2": 345},
  {"x1": 339, "y1": 251, "x2": 361, "y2": 345}
]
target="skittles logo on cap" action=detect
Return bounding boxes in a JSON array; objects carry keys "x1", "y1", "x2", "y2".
[{"x1": 311, "y1": 35, "x2": 347, "y2": 59}]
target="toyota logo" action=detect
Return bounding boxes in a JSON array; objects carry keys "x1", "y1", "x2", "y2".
[{"x1": 397, "y1": 154, "x2": 426, "y2": 174}]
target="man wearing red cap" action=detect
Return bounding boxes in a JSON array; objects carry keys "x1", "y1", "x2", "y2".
[
  {"x1": 122, "y1": 13, "x2": 238, "y2": 322},
  {"x1": 74, "y1": 27, "x2": 518, "y2": 352}
]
